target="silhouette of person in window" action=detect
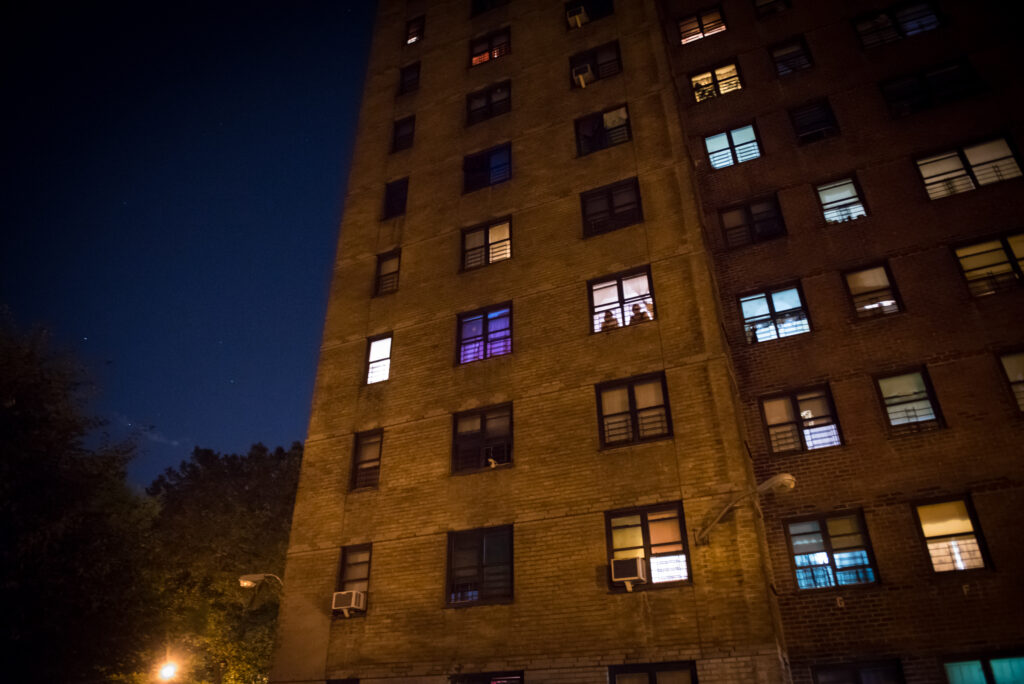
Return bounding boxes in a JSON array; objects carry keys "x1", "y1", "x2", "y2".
[
  {"x1": 630, "y1": 303, "x2": 650, "y2": 325},
  {"x1": 601, "y1": 310, "x2": 619, "y2": 331}
]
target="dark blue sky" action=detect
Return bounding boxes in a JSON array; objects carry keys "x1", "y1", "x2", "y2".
[{"x1": 2, "y1": 2, "x2": 377, "y2": 484}]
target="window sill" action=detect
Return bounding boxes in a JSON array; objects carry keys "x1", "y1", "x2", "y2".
[
  {"x1": 444, "y1": 598, "x2": 513, "y2": 609},
  {"x1": 451, "y1": 462, "x2": 513, "y2": 476},
  {"x1": 789, "y1": 581, "x2": 879, "y2": 595},
  {"x1": 607, "y1": 580, "x2": 691, "y2": 594},
  {"x1": 769, "y1": 442, "x2": 844, "y2": 457},
  {"x1": 331, "y1": 610, "x2": 368, "y2": 620},
  {"x1": 887, "y1": 420, "x2": 944, "y2": 438},
  {"x1": 590, "y1": 318, "x2": 656, "y2": 335},
  {"x1": 348, "y1": 486, "x2": 378, "y2": 494},
  {"x1": 599, "y1": 434, "x2": 674, "y2": 451}
]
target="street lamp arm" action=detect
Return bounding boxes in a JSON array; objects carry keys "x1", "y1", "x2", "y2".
[{"x1": 695, "y1": 473, "x2": 796, "y2": 546}]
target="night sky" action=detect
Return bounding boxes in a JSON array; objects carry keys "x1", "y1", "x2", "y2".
[{"x1": 2, "y1": 2, "x2": 377, "y2": 485}]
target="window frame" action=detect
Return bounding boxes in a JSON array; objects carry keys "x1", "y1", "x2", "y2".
[
  {"x1": 351, "y1": 430, "x2": 382, "y2": 490},
  {"x1": 574, "y1": 103, "x2": 632, "y2": 157},
  {"x1": 953, "y1": 232, "x2": 1023, "y2": 297},
  {"x1": 469, "y1": 27, "x2": 511, "y2": 67},
  {"x1": 337, "y1": 543, "x2": 372, "y2": 596},
  {"x1": 365, "y1": 333, "x2": 393, "y2": 385},
  {"x1": 690, "y1": 61, "x2": 743, "y2": 102},
  {"x1": 595, "y1": 372, "x2": 673, "y2": 448},
  {"x1": 760, "y1": 386, "x2": 842, "y2": 454},
  {"x1": 843, "y1": 262, "x2": 902, "y2": 318},
  {"x1": 770, "y1": 37, "x2": 812, "y2": 76},
  {"x1": 456, "y1": 302, "x2": 513, "y2": 365},
  {"x1": 588, "y1": 265, "x2": 656, "y2": 334},
  {"x1": 605, "y1": 502, "x2": 692, "y2": 591},
  {"x1": 461, "y1": 216, "x2": 512, "y2": 271},
  {"x1": 391, "y1": 115, "x2": 415, "y2": 153},
  {"x1": 466, "y1": 80, "x2": 511, "y2": 126},
  {"x1": 942, "y1": 654, "x2": 1024, "y2": 683},
  {"x1": 915, "y1": 136, "x2": 1023, "y2": 200},
  {"x1": 405, "y1": 16, "x2": 425, "y2": 45},
  {"x1": 446, "y1": 525, "x2": 513, "y2": 606},
  {"x1": 811, "y1": 661, "x2": 904, "y2": 684},
  {"x1": 704, "y1": 123, "x2": 762, "y2": 169},
  {"x1": 569, "y1": 41, "x2": 622, "y2": 88},
  {"x1": 998, "y1": 350, "x2": 1024, "y2": 412},
  {"x1": 912, "y1": 495, "x2": 989, "y2": 574},
  {"x1": 739, "y1": 283, "x2": 811, "y2": 344},
  {"x1": 816, "y1": 175, "x2": 868, "y2": 224},
  {"x1": 785, "y1": 511, "x2": 878, "y2": 591},
  {"x1": 719, "y1": 195, "x2": 786, "y2": 248},
  {"x1": 678, "y1": 6, "x2": 726, "y2": 44},
  {"x1": 853, "y1": 2, "x2": 941, "y2": 49},
  {"x1": 452, "y1": 403, "x2": 513, "y2": 473},
  {"x1": 790, "y1": 99, "x2": 839, "y2": 144},
  {"x1": 463, "y1": 143, "x2": 512, "y2": 193},
  {"x1": 874, "y1": 368, "x2": 943, "y2": 434},
  {"x1": 397, "y1": 61, "x2": 420, "y2": 95},
  {"x1": 580, "y1": 177, "x2": 643, "y2": 237},
  {"x1": 382, "y1": 177, "x2": 409, "y2": 220},
  {"x1": 374, "y1": 250, "x2": 400, "y2": 296}
]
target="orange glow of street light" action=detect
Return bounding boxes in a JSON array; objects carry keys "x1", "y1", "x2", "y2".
[{"x1": 159, "y1": 662, "x2": 177, "y2": 680}]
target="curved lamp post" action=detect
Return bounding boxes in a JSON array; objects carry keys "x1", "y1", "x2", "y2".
[{"x1": 695, "y1": 473, "x2": 796, "y2": 545}]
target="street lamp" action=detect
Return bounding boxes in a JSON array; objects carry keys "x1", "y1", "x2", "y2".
[
  {"x1": 695, "y1": 473, "x2": 796, "y2": 545},
  {"x1": 238, "y1": 573, "x2": 283, "y2": 589},
  {"x1": 158, "y1": 662, "x2": 177, "y2": 680}
]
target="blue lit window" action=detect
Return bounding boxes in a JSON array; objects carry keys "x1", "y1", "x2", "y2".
[
  {"x1": 787, "y1": 514, "x2": 877, "y2": 590},
  {"x1": 945, "y1": 656, "x2": 1024, "y2": 684}
]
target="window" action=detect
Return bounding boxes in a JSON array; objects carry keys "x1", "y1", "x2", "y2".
[
  {"x1": 679, "y1": 7, "x2": 726, "y2": 44},
  {"x1": 816, "y1": 178, "x2": 867, "y2": 223},
  {"x1": 470, "y1": 0, "x2": 509, "y2": 17},
  {"x1": 453, "y1": 404, "x2": 511, "y2": 472},
  {"x1": 596, "y1": 373, "x2": 671, "y2": 446},
  {"x1": 452, "y1": 673, "x2": 522, "y2": 684},
  {"x1": 917, "y1": 138, "x2": 1023, "y2": 199},
  {"x1": 740, "y1": 285, "x2": 809, "y2": 343},
  {"x1": 954, "y1": 233, "x2": 1024, "y2": 296},
  {"x1": 575, "y1": 104, "x2": 631, "y2": 156},
  {"x1": 771, "y1": 38, "x2": 812, "y2": 76},
  {"x1": 610, "y1": 662, "x2": 697, "y2": 684},
  {"x1": 813, "y1": 663, "x2": 904, "y2": 683},
  {"x1": 382, "y1": 177, "x2": 408, "y2": 219},
  {"x1": 464, "y1": 144, "x2": 511, "y2": 192},
  {"x1": 754, "y1": 0, "x2": 790, "y2": 16},
  {"x1": 366, "y1": 334, "x2": 392, "y2": 384},
  {"x1": 470, "y1": 28, "x2": 510, "y2": 67},
  {"x1": 691, "y1": 63, "x2": 742, "y2": 102},
  {"x1": 391, "y1": 116, "x2": 414, "y2": 152},
  {"x1": 876, "y1": 370, "x2": 940, "y2": 432},
  {"x1": 457, "y1": 304, "x2": 511, "y2": 364},
  {"x1": 844, "y1": 264, "x2": 900, "y2": 317},
  {"x1": 565, "y1": 0, "x2": 614, "y2": 28},
  {"x1": 719, "y1": 196, "x2": 785, "y2": 248},
  {"x1": 606, "y1": 504, "x2": 690, "y2": 586},
  {"x1": 761, "y1": 387, "x2": 842, "y2": 453},
  {"x1": 447, "y1": 526, "x2": 512, "y2": 604},
  {"x1": 462, "y1": 217, "x2": 511, "y2": 270},
  {"x1": 580, "y1": 177, "x2": 642, "y2": 237},
  {"x1": 787, "y1": 513, "x2": 877, "y2": 589},
  {"x1": 569, "y1": 41, "x2": 622, "y2": 88},
  {"x1": 338, "y1": 544, "x2": 371, "y2": 593},
  {"x1": 880, "y1": 60, "x2": 979, "y2": 117},
  {"x1": 704, "y1": 124, "x2": 761, "y2": 169},
  {"x1": 790, "y1": 100, "x2": 839, "y2": 143},
  {"x1": 999, "y1": 352, "x2": 1024, "y2": 411},
  {"x1": 467, "y1": 80, "x2": 511, "y2": 125},
  {"x1": 854, "y1": 2, "x2": 940, "y2": 49},
  {"x1": 405, "y1": 16, "x2": 424, "y2": 45},
  {"x1": 351, "y1": 431, "x2": 381, "y2": 489},
  {"x1": 945, "y1": 656, "x2": 1024, "y2": 683},
  {"x1": 915, "y1": 499, "x2": 985, "y2": 572},
  {"x1": 375, "y1": 250, "x2": 400, "y2": 295},
  {"x1": 589, "y1": 267, "x2": 654, "y2": 332},
  {"x1": 398, "y1": 62, "x2": 420, "y2": 95}
]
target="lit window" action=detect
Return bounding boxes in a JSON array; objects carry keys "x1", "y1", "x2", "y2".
[
  {"x1": 366, "y1": 334, "x2": 392, "y2": 384},
  {"x1": 565, "y1": 0, "x2": 614, "y2": 28},
  {"x1": 679, "y1": 7, "x2": 726, "y2": 44},
  {"x1": 375, "y1": 251, "x2": 400, "y2": 295},
  {"x1": 690, "y1": 63, "x2": 741, "y2": 102},
  {"x1": 877, "y1": 370, "x2": 941, "y2": 432},
  {"x1": 719, "y1": 197, "x2": 785, "y2": 248},
  {"x1": 447, "y1": 526, "x2": 512, "y2": 604},
  {"x1": 740, "y1": 286, "x2": 810, "y2": 343},
  {"x1": 580, "y1": 177, "x2": 642, "y2": 237},
  {"x1": 462, "y1": 217, "x2": 511, "y2": 270},
  {"x1": 916, "y1": 137, "x2": 1022, "y2": 200},
  {"x1": 607, "y1": 504, "x2": 690, "y2": 586},
  {"x1": 705, "y1": 124, "x2": 761, "y2": 169},
  {"x1": 954, "y1": 233, "x2": 1024, "y2": 296},
  {"x1": 790, "y1": 99, "x2": 839, "y2": 143},
  {"x1": 754, "y1": 0, "x2": 790, "y2": 17},
  {"x1": 453, "y1": 404, "x2": 511, "y2": 472},
  {"x1": 945, "y1": 656, "x2": 1024, "y2": 683},
  {"x1": 915, "y1": 499, "x2": 985, "y2": 572},
  {"x1": 589, "y1": 267, "x2": 654, "y2": 332},
  {"x1": 398, "y1": 61, "x2": 420, "y2": 95},
  {"x1": 854, "y1": 2, "x2": 939, "y2": 49},
  {"x1": 338, "y1": 544, "x2": 371, "y2": 593},
  {"x1": 787, "y1": 514, "x2": 876, "y2": 589},
  {"x1": 464, "y1": 144, "x2": 511, "y2": 192},
  {"x1": 844, "y1": 264, "x2": 900, "y2": 317},
  {"x1": 351, "y1": 431, "x2": 381, "y2": 489},
  {"x1": 569, "y1": 41, "x2": 622, "y2": 88},
  {"x1": 816, "y1": 178, "x2": 867, "y2": 223},
  {"x1": 575, "y1": 105, "x2": 631, "y2": 156},
  {"x1": 467, "y1": 80, "x2": 511, "y2": 125},
  {"x1": 405, "y1": 16, "x2": 424, "y2": 45},
  {"x1": 999, "y1": 352, "x2": 1024, "y2": 411},
  {"x1": 813, "y1": 663, "x2": 904, "y2": 684},
  {"x1": 880, "y1": 60, "x2": 979, "y2": 117},
  {"x1": 457, "y1": 304, "x2": 511, "y2": 364},
  {"x1": 382, "y1": 177, "x2": 408, "y2": 219},
  {"x1": 596, "y1": 373, "x2": 671, "y2": 446},
  {"x1": 610, "y1": 662, "x2": 697, "y2": 684},
  {"x1": 391, "y1": 116, "x2": 414, "y2": 152},
  {"x1": 470, "y1": 28, "x2": 510, "y2": 67},
  {"x1": 761, "y1": 387, "x2": 841, "y2": 453},
  {"x1": 771, "y1": 38, "x2": 812, "y2": 76}
]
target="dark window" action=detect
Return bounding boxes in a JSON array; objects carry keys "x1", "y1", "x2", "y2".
[
  {"x1": 610, "y1": 663, "x2": 697, "y2": 683},
  {"x1": 464, "y1": 144, "x2": 511, "y2": 192},
  {"x1": 457, "y1": 304, "x2": 512, "y2": 364},
  {"x1": 375, "y1": 250, "x2": 400, "y2": 295},
  {"x1": 398, "y1": 62, "x2": 420, "y2": 94},
  {"x1": 854, "y1": 2, "x2": 940, "y2": 49},
  {"x1": 366, "y1": 334, "x2": 392, "y2": 384},
  {"x1": 954, "y1": 233, "x2": 1023, "y2": 296},
  {"x1": 844, "y1": 264, "x2": 900, "y2": 317},
  {"x1": 761, "y1": 387, "x2": 841, "y2": 453},
  {"x1": 816, "y1": 177, "x2": 867, "y2": 223},
  {"x1": 678, "y1": 7, "x2": 726, "y2": 44},
  {"x1": 452, "y1": 673, "x2": 523, "y2": 684},
  {"x1": 467, "y1": 80, "x2": 511, "y2": 125},
  {"x1": 704, "y1": 124, "x2": 760, "y2": 169},
  {"x1": 740, "y1": 285, "x2": 809, "y2": 343},
  {"x1": 470, "y1": 28, "x2": 510, "y2": 67},
  {"x1": 565, "y1": 0, "x2": 614, "y2": 28},
  {"x1": 596, "y1": 373, "x2": 671, "y2": 446},
  {"x1": 754, "y1": 0, "x2": 790, "y2": 16},
  {"x1": 719, "y1": 196, "x2": 785, "y2": 248},
  {"x1": 569, "y1": 41, "x2": 622, "y2": 88},
  {"x1": 691, "y1": 62, "x2": 742, "y2": 102},
  {"x1": 876, "y1": 369, "x2": 941, "y2": 432},
  {"x1": 405, "y1": 16, "x2": 425, "y2": 45},
  {"x1": 580, "y1": 177, "x2": 642, "y2": 237},
  {"x1": 880, "y1": 60, "x2": 979, "y2": 117},
  {"x1": 338, "y1": 544, "x2": 371, "y2": 592},
  {"x1": 391, "y1": 116, "x2": 415, "y2": 152},
  {"x1": 453, "y1": 404, "x2": 512, "y2": 472},
  {"x1": 351, "y1": 431, "x2": 382, "y2": 489},
  {"x1": 575, "y1": 104, "x2": 631, "y2": 156},
  {"x1": 813, "y1": 663, "x2": 904, "y2": 684},
  {"x1": 382, "y1": 177, "x2": 408, "y2": 219},
  {"x1": 915, "y1": 498, "x2": 986, "y2": 572},
  {"x1": 790, "y1": 99, "x2": 839, "y2": 143},
  {"x1": 447, "y1": 526, "x2": 512, "y2": 604},
  {"x1": 462, "y1": 217, "x2": 511, "y2": 270},
  {"x1": 590, "y1": 267, "x2": 654, "y2": 333},
  {"x1": 999, "y1": 352, "x2": 1024, "y2": 411},
  {"x1": 916, "y1": 137, "x2": 1023, "y2": 200},
  {"x1": 944, "y1": 655, "x2": 1024, "y2": 683},
  {"x1": 606, "y1": 504, "x2": 690, "y2": 587},
  {"x1": 787, "y1": 513, "x2": 877, "y2": 589},
  {"x1": 771, "y1": 38, "x2": 812, "y2": 76},
  {"x1": 471, "y1": 0, "x2": 509, "y2": 17}
]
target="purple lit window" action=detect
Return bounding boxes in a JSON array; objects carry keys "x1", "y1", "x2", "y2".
[{"x1": 458, "y1": 305, "x2": 511, "y2": 364}]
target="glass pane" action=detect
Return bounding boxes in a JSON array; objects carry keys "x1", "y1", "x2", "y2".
[
  {"x1": 368, "y1": 337, "x2": 391, "y2": 362},
  {"x1": 945, "y1": 661, "x2": 987, "y2": 684},
  {"x1": 486, "y1": 410, "x2": 511, "y2": 436},
  {"x1": 771, "y1": 288, "x2": 802, "y2": 312},
  {"x1": 797, "y1": 391, "x2": 829, "y2": 420},
  {"x1": 633, "y1": 380, "x2": 664, "y2": 409},
  {"x1": 1001, "y1": 352, "x2": 1024, "y2": 382},
  {"x1": 650, "y1": 553, "x2": 688, "y2": 582},
  {"x1": 457, "y1": 414, "x2": 481, "y2": 434},
  {"x1": 592, "y1": 279, "x2": 620, "y2": 306},
  {"x1": 763, "y1": 397, "x2": 795, "y2": 425},
  {"x1": 731, "y1": 125, "x2": 756, "y2": 145},
  {"x1": 649, "y1": 517, "x2": 681, "y2": 546},
  {"x1": 461, "y1": 316, "x2": 484, "y2": 339},
  {"x1": 964, "y1": 138, "x2": 1013, "y2": 166},
  {"x1": 818, "y1": 179, "x2": 856, "y2": 204},
  {"x1": 611, "y1": 525, "x2": 643, "y2": 551},
  {"x1": 657, "y1": 672, "x2": 692, "y2": 684},
  {"x1": 825, "y1": 515, "x2": 859, "y2": 538},
  {"x1": 464, "y1": 229, "x2": 485, "y2": 250},
  {"x1": 615, "y1": 675, "x2": 648, "y2": 684},
  {"x1": 740, "y1": 293, "x2": 770, "y2": 319},
  {"x1": 991, "y1": 657, "x2": 1024, "y2": 683},
  {"x1": 705, "y1": 132, "x2": 729, "y2": 153},
  {"x1": 814, "y1": 670, "x2": 856, "y2": 684},
  {"x1": 622, "y1": 273, "x2": 650, "y2": 298},
  {"x1": 490, "y1": 221, "x2": 510, "y2": 241},
  {"x1": 878, "y1": 372, "x2": 925, "y2": 402},
  {"x1": 846, "y1": 267, "x2": 889, "y2": 294},
  {"x1": 917, "y1": 500, "x2": 974, "y2": 537},
  {"x1": 380, "y1": 256, "x2": 399, "y2": 274}
]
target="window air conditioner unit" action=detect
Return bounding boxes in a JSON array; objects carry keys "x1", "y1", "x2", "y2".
[
  {"x1": 610, "y1": 556, "x2": 647, "y2": 592},
  {"x1": 567, "y1": 6, "x2": 590, "y2": 28},
  {"x1": 331, "y1": 590, "x2": 367, "y2": 618},
  {"x1": 572, "y1": 64, "x2": 594, "y2": 88}
]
